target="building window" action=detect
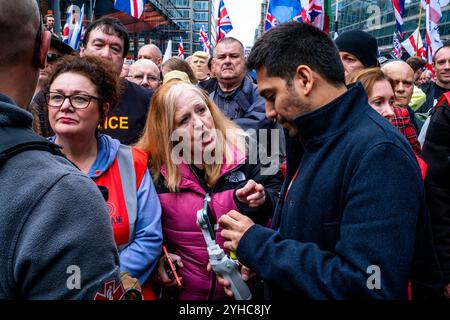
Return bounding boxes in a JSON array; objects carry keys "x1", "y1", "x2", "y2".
[
  {"x1": 177, "y1": 21, "x2": 190, "y2": 30},
  {"x1": 178, "y1": 9, "x2": 190, "y2": 18},
  {"x1": 194, "y1": 12, "x2": 208, "y2": 21},
  {"x1": 193, "y1": 1, "x2": 208, "y2": 10},
  {"x1": 173, "y1": 0, "x2": 190, "y2": 7}
]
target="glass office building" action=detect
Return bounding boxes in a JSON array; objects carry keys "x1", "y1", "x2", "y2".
[
  {"x1": 39, "y1": 0, "x2": 216, "y2": 57},
  {"x1": 330, "y1": 0, "x2": 450, "y2": 54},
  {"x1": 168, "y1": 0, "x2": 216, "y2": 55}
]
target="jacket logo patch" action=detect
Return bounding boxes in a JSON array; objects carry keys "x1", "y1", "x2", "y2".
[
  {"x1": 93, "y1": 279, "x2": 124, "y2": 300},
  {"x1": 106, "y1": 202, "x2": 115, "y2": 216},
  {"x1": 224, "y1": 171, "x2": 246, "y2": 183}
]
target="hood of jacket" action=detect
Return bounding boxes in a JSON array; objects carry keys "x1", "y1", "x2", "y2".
[
  {"x1": 49, "y1": 133, "x2": 120, "y2": 178},
  {"x1": 0, "y1": 93, "x2": 33, "y2": 128}
]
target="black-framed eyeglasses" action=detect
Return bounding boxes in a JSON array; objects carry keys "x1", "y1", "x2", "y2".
[{"x1": 45, "y1": 92, "x2": 102, "y2": 109}]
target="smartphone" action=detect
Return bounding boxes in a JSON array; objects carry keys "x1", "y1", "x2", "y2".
[{"x1": 162, "y1": 245, "x2": 181, "y2": 287}]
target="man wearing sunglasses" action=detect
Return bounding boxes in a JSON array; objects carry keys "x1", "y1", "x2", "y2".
[
  {"x1": 0, "y1": 0, "x2": 122, "y2": 299},
  {"x1": 29, "y1": 34, "x2": 74, "y2": 137}
]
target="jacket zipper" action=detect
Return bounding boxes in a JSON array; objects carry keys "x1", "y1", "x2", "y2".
[{"x1": 189, "y1": 163, "x2": 245, "y2": 300}]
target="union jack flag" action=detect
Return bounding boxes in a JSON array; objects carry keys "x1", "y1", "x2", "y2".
[
  {"x1": 216, "y1": 0, "x2": 233, "y2": 42},
  {"x1": 391, "y1": 0, "x2": 405, "y2": 38},
  {"x1": 264, "y1": 11, "x2": 279, "y2": 31},
  {"x1": 199, "y1": 25, "x2": 211, "y2": 52},
  {"x1": 307, "y1": 0, "x2": 323, "y2": 23},
  {"x1": 264, "y1": 0, "x2": 303, "y2": 32},
  {"x1": 391, "y1": 32, "x2": 403, "y2": 59},
  {"x1": 114, "y1": 0, "x2": 147, "y2": 19},
  {"x1": 178, "y1": 36, "x2": 184, "y2": 59}
]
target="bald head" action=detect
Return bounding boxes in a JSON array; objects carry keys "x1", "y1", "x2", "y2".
[
  {"x1": 0, "y1": 0, "x2": 40, "y2": 68},
  {"x1": 129, "y1": 59, "x2": 161, "y2": 90},
  {"x1": 0, "y1": 0, "x2": 49, "y2": 107},
  {"x1": 137, "y1": 44, "x2": 162, "y2": 67},
  {"x1": 381, "y1": 60, "x2": 414, "y2": 108}
]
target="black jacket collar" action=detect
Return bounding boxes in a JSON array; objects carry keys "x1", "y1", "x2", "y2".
[{"x1": 292, "y1": 82, "x2": 370, "y2": 144}]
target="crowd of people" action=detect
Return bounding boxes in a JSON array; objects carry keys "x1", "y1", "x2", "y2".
[{"x1": 1, "y1": 0, "x2": 449, "y2": 300}]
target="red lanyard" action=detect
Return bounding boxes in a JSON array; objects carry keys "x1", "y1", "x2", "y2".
[{"x1": 284, "y1": 168, "x2": 299, "y2": 201}]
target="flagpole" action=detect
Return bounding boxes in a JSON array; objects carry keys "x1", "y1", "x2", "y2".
[
  {"x1": 334, "y1": 0, "x2": 339, "y2": 38},
  {"x1": 416, "y1": 3, "x2": 423, "y2": 56}
]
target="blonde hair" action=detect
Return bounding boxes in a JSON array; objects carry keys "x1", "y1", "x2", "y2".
[
  {"x1": 136, "y1": 82, "x2": 247, "y2": 192},
  {"x1": 192, "y1": 51, "x2": 209, "y2": 60},
  {"x1": 348, "y1": 67, "x2": 392, "y2": 97}
]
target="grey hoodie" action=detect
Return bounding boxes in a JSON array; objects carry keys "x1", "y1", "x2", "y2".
[{"x1": 0, "y1": 93, "x2": 122, "y2": 299}]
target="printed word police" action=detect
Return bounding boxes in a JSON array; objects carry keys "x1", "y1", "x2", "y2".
[{"x1": 178, "y1": 304, "x2": 271, "y2": 318}]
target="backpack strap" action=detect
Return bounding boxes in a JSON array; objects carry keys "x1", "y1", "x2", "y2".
[{"x1": 0, "y1": 126, "x2": 63, "y2": 167}]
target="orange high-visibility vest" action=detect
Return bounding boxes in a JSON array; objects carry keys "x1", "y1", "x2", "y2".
[{"x1": 94, "y1": 145, "x2": 147, "y2": 248}]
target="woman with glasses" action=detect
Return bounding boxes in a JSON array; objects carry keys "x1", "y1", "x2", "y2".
[{"x1": 44, "y1": 55, "x2": 162, "y2": 298}]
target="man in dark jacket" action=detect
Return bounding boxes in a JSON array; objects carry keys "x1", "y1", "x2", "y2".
[
  {"x1": 0, "y1": 0, "x2": 122, "y2": 299},
  {"x1": 421, "y1": 92, "x2": 450, "y2": 299},
  {"x1": 211, "y1": 37, "x2": 285, "y2": 160},
  {"x1": 210, "y1": 37, "x2": 272, "y2": 132},
  {"x1": 418, "y1": 44, "x2": 450, "y2": 114},
  {"x1": 218, "y1": 22, "x2": 442, "y2": 299},
  {"x1": 80, "y1": 17, "x2": 152, "y2": 145}
]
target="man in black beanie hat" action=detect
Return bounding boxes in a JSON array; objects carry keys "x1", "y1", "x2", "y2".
[{"x1": 335, "y1": 30, "x2": 379, "y2": 80}]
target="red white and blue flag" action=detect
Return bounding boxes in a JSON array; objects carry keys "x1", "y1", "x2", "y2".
[
  {"x1": 264, "y1": 10, "x2": 279, "y2": 31},
  {"x1": 306, "y1": 0, "x2": 324, "y2": 24},
  {"x1": 391, "y1": 32, "x2": 403, "y2": 59},
  {"x1": 114, "y1": 0, "x2": 147, "y2": 19},
  {"x1": 199, "y1": 25, "x2": 211, "y2": 52},
  {"x1": 422, "y1": 0, "x2": 443, "y2": 69},
  {"x1": 391, "y1": 0, "x2": 405, "y2": 38},
  {"x1": 62, "y1": 4, "x2": 84, "y2": 51},
  {"x1": 178, "y1": 36, "x2": 185, "y2": 59},
  {"x1": 264, "y1": 0, "x2": 303, "y2": 32},
  {"x1": 216, "y1": 0, "x2": 233, "y2": 42}
]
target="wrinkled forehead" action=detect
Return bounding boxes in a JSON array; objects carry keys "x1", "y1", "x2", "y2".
[
  {"x1": 132, "y1": 63, "x2": 159, "y2": 76},
  {"x1": 175, "y1": 89, "x2": 206, "y2": 108},
  {"x1": 435, "y1": 47, "x2": 450, "y2": 62},
  {"x1": 216, "y1": 42, "x2": 243, "y2": 56},
  {"x1": 383, "y1": 63, "x2": 414, "y2": 81}
]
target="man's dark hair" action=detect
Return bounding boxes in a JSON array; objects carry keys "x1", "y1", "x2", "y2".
[
  {"x1": 207, "y1": 56, "x2": 213, "y2": 71},
  {"x1": 247, "y1": 21, "x2": 345, "y2": 86},
  {"x1": 433, "y1": 42, "x2": 450, "y2": 62},
  {"x1": 82, "y1": 17, "x2": 130, "y2": 58},
  {"x1": 406, "y1": 56, "x2": 426, "y2": 72}
]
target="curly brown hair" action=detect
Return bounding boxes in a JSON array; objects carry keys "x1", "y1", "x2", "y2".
[{"x1": 43, "y1": 55, "x2": 121, "y2": 125}]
